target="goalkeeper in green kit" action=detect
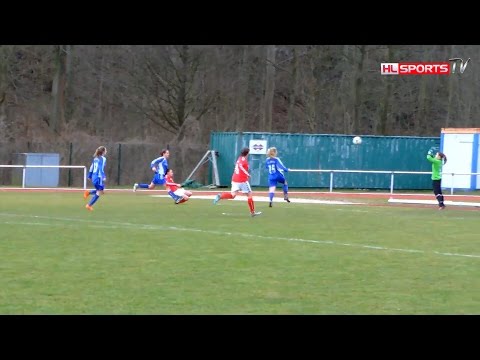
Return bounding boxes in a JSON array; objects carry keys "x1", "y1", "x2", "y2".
[{"x1": 426, "y1": 148, "x2": 447, "y2": 210}]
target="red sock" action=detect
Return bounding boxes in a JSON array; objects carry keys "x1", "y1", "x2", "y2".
[
  {"x1": 248, "y1": 198, "x2": 254, "y2": 212},
  {"x1": 221, "y1": 193, "x2": 234, "y2": 200},
  {"x1": 178, "y1": 198, "x2": 188, "y2": 204}
]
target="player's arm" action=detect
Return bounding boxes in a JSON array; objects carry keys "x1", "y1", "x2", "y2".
[
  {"x1": 426, "y1": 151, "x2": 441, "y2": 164},
  {"x1": 87, "y1": 163, "x2": 93, "y2": 180},
  {"x1": 238, "y1": 163, "x2": 250, "y2": 177},
  {"x1": 100, "y1": 157, "x2": 107, "y2": 181},
  {"x1": 165, "y1": 178, "x2": 178, "y2": 187},
  {"x1": 276, "y1": 158, "x2": 289, "y2": 172},
  {"x1": 428, "y1": 156, "x2": 442, "y2": 164},
  {"x1": 150, "y1": 157, "x2": 164, "y2": 172}
]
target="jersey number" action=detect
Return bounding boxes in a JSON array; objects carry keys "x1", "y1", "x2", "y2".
[{"x1": 268, "y1": 164, "x2": 276, "y2": 174}]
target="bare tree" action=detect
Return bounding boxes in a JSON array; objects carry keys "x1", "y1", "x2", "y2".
[
  {"x1": 50, "y1": 45, "x2": 68, "y2": 134},
  {"x1": 287, "y1": 46, "x2": 300, "y2": 132},
  {"x1": 352, "y1": 45, "x2": 366, "y2": 134},
  {"x1": 264, "y1": 45, "x2": 276, "y2": 132},
  {"x1": 0, "y1": 46, "x2": 15, "y2": 143},
  {"x1": 129, "y1": 45, "x2": 216, "y2": 136},
  {"x1": 236, "y1": 45, "x2": 250, "y2": 131},
  {"x1": 377, "y1": 46, "x2": 394, "y2": 135}
]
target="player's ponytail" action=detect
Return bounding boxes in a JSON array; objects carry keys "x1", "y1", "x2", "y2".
[
  {"x1": 267, "y1": 147, "x2": 277, "y2": 158},
  {"x1": 439, "y1": 152, "x2": 447, "y2": 165},
  {"x1": 94, "y1": 146, "x2": 107, "y2": 157}
]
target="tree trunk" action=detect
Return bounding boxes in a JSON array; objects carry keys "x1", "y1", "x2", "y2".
[
  {"x1": 0, "y1": 47, "x2": 9, "y2": 142},
  {"x1": 287, "y1": 46, "x2": 299, "y2": 133},
  {"x1": 263, "y1": 45, "x2": 276, "y2": 132},
  {"x1": 352, "y1": 45, "x2": 366, "y2": 134},
  {"x1": 176, "y1": 45, "x2": 189, "y2": 129},
  {"x1": 97, "y1": 49, "x2": 105, "y2": 136},
  {"x1": 304, "y1": 52, "x2": 316, "y2": 132},
  {"x1": 445, "y1": 45, "x2": 455, "y2": 128},
  {"x1": 378, "y1": 45, "x2": 393, "y2": 135},
  {"x1": 64, "y1": 45, "x2": 73, "y2": 124},
  {"x1": 417, "y1": 45, "x2": 437, "y2": 134},
  {"x1": 51, "y1": 45, "x2": 67, "y2": 135},
  {"x1": 236, "y1": 45, "x2": 249, "y2": 131}
]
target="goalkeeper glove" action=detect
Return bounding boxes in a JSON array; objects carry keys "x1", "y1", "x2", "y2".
[{"x1": 427, "y1": 147, "x2": 438, "y2": 156}]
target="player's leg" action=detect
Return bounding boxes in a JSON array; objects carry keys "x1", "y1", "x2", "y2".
[
  {"x1": 177, "y1": 189, "x2": 190, "y2": 203},
  {"x1": 433, "y1": 179, "x2": 445, "y2": 209},
  {"x1": 173, "y1": 188, "x2": 188, "y2": 204},
  {"x1": 242, "y1": 182, "x2": 261, "y2": 217},
  {"x1": 137, "y1": 182, "x2": 152, "y2": 189},
  {"x1": 168, "y1": 190, "x2": 183, "y2": 203},
  {"x1": 147, "y1": 182, "x2": 156, "y2": 190},
  {"x1": 86, "y1": 182, "x2": 104, "y2": 210},
  {"x1": 84, "y1": 188, "x2": 96, "y2": 199},
  {"x1": 279, "y1": 176, "x2": 290, "y2": 202},
  {"x1": 213, "y1": 182, "x2": 237, "y2": 204},
  {"x1": 137, "y1": 174, "x2": 157, "y2": 190},
  {"x1": 268, "y1": 179, "x2": 276, "y2": 207},
  {"x1": 151, "y1": 177, "x2": 165, "y2": 191}
]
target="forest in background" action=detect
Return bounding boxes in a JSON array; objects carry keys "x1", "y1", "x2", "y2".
[{"x1": 0, "y1": 45, "x2": 477, "y2": 183}]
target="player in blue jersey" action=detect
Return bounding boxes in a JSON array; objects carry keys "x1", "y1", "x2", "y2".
[
  {"x1": 265, "y1": 147, "x2": 290, "y2": 207},
  {"x1": 133, "y1": 149, "x2": 170, "y2": 191},
  {"x1": 83, "y1": 146, "x2": 107, "y2": 211}
]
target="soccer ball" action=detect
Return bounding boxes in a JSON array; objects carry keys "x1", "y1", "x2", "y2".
[{"x1": 353, "y1": 136, "x2": 362, "y2": 145}]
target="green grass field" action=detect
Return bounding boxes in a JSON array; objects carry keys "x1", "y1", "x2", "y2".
[{"x1": 0, "y1": 191, "x2": 479, "y2": 314}]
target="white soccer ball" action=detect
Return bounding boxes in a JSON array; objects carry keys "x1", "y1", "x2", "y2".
[{"x1": 353, "y1": 136, "x2": 362, "y2": 145}]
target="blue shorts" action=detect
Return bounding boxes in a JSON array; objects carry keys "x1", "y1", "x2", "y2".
[
  {"x1": 152, "y1": 174, "x2": 166, "y2": 185},
  {"x1": 268, "y1": 175, "x2": 286, "y2": 187},
  {"x1": 92, "y1": 178, "x2": 105, "y2": 191}
]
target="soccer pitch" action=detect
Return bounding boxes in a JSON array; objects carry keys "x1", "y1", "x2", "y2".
[{"x1": 0, "y1": 191, "x2": 479, "y2": 314}]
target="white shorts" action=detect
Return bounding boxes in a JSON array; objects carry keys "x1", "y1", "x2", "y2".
[
  {"x1": 231, "y1": 181, "x2": 252, "y2": 194},
  {"x1": 173, "y1": 188, "x2": 186, "y2": 197},
  {"x1": 173, "y1": 188, "x2": 192, "y2": 197},
  {"x1": 173, "y1": 188, "x2": 185, "y2": 197}
]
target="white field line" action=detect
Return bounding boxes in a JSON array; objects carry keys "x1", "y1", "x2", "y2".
[
  {"x1": 150, "y1": 194, "x2": 365, "y2": 205},
  {"x1": 2, "y1": 187, "x2": 480, "y2": 199},
  {"x1": 388, "y1": 198, "x2": 480, "y2": 207},
  {"x1": 0, "y1": 213, "x2": 479, "y2": 259}
]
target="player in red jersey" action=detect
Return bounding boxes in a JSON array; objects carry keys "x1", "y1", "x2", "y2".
[
  {"x1": 165, "y1": 168, "x2": 192, "y2": 204},
  {"x1": 213, "y1": 147, "x2": 262, "y2": 217}
]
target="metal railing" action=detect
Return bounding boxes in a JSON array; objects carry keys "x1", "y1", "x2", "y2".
[
  {"x1": 288, "y1": 169, "x2": 480, "y2": 195},
  {"x1": 0, "y1": 165, "x2": 88, "y2": 189}
]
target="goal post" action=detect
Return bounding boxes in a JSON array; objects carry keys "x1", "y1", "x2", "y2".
[
  {"x1": 0, "y1": 165, "x2": 88, "y2": 189},
  {"x1": 183, "y1": 150, "x2": 220, "y2": 187}
]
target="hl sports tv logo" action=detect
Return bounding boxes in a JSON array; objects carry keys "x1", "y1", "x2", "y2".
[{"x1": 381, "y1": 58, "x2": 470, "y2": 75}]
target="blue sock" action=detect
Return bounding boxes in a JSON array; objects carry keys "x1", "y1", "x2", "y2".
[
  {"x1": 89, "y1": 194, "x2": 100, "y2": 206},
  {"x1": 283, "y1": 184, "x2": 288, "y2": 194},
  {"x1": 139, "y1": 184, "x2": 149, "y2": 189},
  {"x1": 89, "y1": 190, "x2": 96, "y2": 195},
  {"x1": 269, "y1": 192, "x2": 274, "y2": 201}
]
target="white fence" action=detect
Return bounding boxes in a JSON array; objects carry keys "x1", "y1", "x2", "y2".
[
  {"x1": 0, "y1": 165, "x2": 88, "y2": 189},
  {"x1": 289, "y1": 169, "x2": 480, "y2": 195},
  {"x1": 1, "y1": 165, "x2": 479, "y2": 195}
]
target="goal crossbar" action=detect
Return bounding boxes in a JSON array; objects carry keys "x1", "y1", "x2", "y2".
[{"x1": 0, "y1": 165, "x2": 88, "y2": 189}]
